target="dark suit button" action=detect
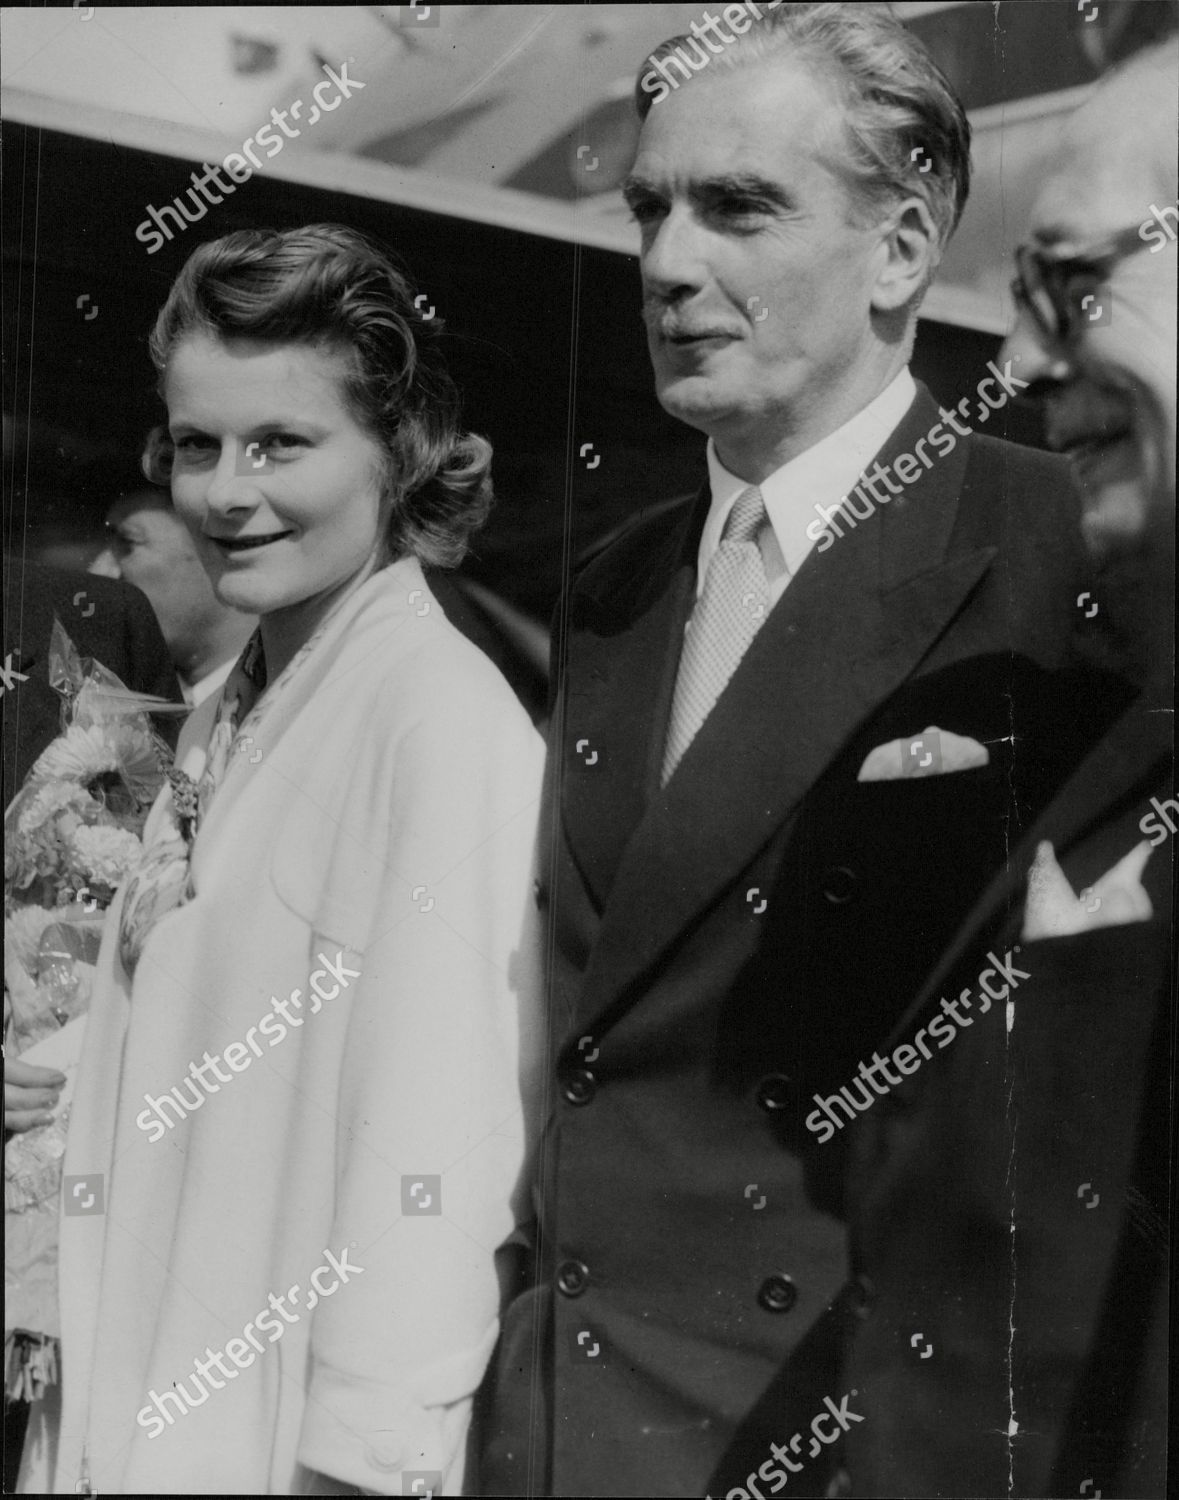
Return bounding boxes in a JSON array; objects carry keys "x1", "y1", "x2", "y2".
[
  {"x1": 533, "y1": 879, "x2": 547, "y2": 910},
  {"x1": 757, "y1": 1273, "x2": 797, "y2": 1313},
  {"x1": 756, "y1": 1074, "x2": 792, "y2": 1111},
  {"x1": 852, "y1": 1273, "x2": 876, "y2": 1319},
  {"x1": 556, "y1": 1259, "x2": 589, "y2": 1297},
  {"x1": 563, "y1": 1069, "x2": 596, "y2": 1105},
  {"x1": 821, "y1": 865, "x2": 859, "y2": 904}
]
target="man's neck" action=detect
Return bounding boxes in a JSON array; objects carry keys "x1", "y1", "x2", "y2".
[{"x1": 713, "y1": 355, "x2": 911, "y2": 483}]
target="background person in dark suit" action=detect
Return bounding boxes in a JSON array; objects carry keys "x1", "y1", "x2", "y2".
[
  {"x1": 1, "y1": 556, "x2": 181, "y2": 803},
  {"x1": 712, "y1": 29, "x2": 1176, "y2": 1500},
  {"x1": 3, "y1": 554, "x2": 180, "y2": 1490},
  {"x1": 474, "y1": 7, "x2": 1129, "y2": 1496}
]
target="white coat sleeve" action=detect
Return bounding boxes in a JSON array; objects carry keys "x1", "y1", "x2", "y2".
[{"x1": 296, "y1": 650, "x2": 545, "y2": 1494}]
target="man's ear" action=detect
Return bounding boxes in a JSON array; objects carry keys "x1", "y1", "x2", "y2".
[{"x1": 871, "y1": 196, "x2": 940, "y2": 313}]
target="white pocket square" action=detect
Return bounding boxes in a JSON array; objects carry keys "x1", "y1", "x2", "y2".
[
  {"x1": 857, "y1": 726, "x2": 990, "y2": 782},
  {"x1": 1021, "y1": 839, "x2": 1154, "y2": 940}
]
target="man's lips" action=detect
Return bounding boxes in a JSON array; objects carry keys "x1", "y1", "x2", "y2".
[
  {"x1": 659, "y1": 326, "x2": 738, "y2": 344},
  {"x1": 1053, "y1": 427, "x2": 1140, "y2": 487}
]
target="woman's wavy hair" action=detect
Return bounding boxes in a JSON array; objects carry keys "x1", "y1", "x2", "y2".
[{"x1": 143, "y1": 223, "x2": 491, "y2": 567}]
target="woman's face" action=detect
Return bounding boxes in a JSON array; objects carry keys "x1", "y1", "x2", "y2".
[{"x1": 166, "y1": 333, "x2": 390, "y2": 634}]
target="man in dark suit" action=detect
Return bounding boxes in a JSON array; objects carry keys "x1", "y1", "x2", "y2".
[
  {"x1": 2, "y1": 555, "x2": 181, "y2": 802},
  {"x1": 476, "y1": 7, "x2": 1128, "y2": 1496},
  {"x1": 3, "y1": 553, "x2": 181, "y2": 1488},
  {"x1": 711, "y1": 31, "x2": 1175, "y2": 1500}
]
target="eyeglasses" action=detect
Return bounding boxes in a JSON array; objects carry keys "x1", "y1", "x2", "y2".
[{"x1": 1011, "y1": 221, "x2": 1152, "y2": 344}]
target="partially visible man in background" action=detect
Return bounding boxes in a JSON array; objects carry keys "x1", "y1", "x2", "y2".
[
  {"x1": 714, "y1": 30, "x2": 1176, "y2": 1499},
  {"x1": 3, "y1": 552, "x2": 182, "y2": 1489},
  {"x1": 90, "y1": 482, "x2": 256, "y2": 705}
]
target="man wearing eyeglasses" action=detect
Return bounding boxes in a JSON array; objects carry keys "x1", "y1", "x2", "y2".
[{"x1": 710, "y1": 32, "x2": 1175, "y2": 1500}]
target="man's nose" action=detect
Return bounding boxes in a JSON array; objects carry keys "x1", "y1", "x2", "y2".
[
  {"x1": 89, "y1": 546, "x2": 120, "y2": 579},
  {"x1": 641, "y1": 205, "x2": 709, "y2": 303},
  {"x1": 1000, "y1": 307, "x2": 1073, "y2": 390}
]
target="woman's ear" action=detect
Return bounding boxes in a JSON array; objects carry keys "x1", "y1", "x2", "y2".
[{"x1": 871, "y1": 195, "x2": 940, "y2": 313}]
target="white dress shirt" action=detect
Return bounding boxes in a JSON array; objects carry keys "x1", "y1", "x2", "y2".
[{"x1": 699, "y1": 368, "x2": 917, "y2": 606}]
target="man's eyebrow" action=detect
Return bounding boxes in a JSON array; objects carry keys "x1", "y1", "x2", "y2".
[
  {"x1": 1030, "y1": 224, "x2": 1073, "y2": 248},
  {"x1": 696, "y1": 172, "x2": 792, "y2": 205},
  {"x1": 621, "y1": 171, "x2": 792, "y2": 207},
  {"x1": 622, "y1": 173, "x2": 659, "y2": 202}
]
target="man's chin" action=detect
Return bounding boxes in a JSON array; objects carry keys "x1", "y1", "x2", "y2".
[{"x1": 653, "y1": 372, "x2": 737, "y2": 434}]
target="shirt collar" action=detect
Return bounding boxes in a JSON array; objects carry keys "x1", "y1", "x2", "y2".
[
  {"x1": 701, "y1": 368, "x2": 917, "y2": 591},
  {"x1": 184, "y1": 654, "x2": 238, "y2": 708}
]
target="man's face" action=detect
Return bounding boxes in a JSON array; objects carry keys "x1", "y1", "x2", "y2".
[
  {"x1": 625, "y1": 57, "x2": 890, "y2": 468},
  {"x1": 1002, "y1": 140, "x2": 1177, "y2": 556},
  {"x1": 91, "y1": 490, "x2": 226, "y2": 659}
]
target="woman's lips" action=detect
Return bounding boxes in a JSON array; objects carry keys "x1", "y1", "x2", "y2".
[{"x1": 209, "y1": 531, "x2": 294, "y2": 553}]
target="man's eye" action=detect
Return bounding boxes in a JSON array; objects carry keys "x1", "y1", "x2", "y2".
[
  {"x1": 626, "y1": 197, "x2": 664, "y2": 225},
  {"x1": 716, "y1": 197, "x2": 765, "y2": 218}
]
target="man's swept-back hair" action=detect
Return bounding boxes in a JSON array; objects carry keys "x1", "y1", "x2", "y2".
[
  {"x1": 635, "y1": 2, "x2": 971, "y2": 256},
  {"x1": 143, "y1": 223, "x2": 491, "y2": 568}
]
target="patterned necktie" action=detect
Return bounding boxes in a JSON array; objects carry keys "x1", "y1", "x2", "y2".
[{"x1": 662, "y1": 484, "x2": 770, "y2": 784}]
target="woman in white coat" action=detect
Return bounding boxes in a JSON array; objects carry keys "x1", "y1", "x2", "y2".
[{"x1": 30, "y1": 224, "x2": 545, "y2": 1495}]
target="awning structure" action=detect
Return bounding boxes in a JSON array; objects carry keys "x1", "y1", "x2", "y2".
[{"x1": 4, "y1": 2, "x2": 1166, "y2": 334}]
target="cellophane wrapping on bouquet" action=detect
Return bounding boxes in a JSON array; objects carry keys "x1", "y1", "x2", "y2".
[{"x1": 4, "y1": 617, "x2": 181, "y2": 1402}]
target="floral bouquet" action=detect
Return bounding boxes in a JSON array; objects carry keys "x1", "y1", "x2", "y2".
[{"x1": 4, "y1": 617, "x2": 184, "y2": 1401}]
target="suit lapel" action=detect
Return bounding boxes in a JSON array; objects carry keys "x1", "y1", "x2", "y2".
[{"x1": 577, "y1": 388, "x2": 999, "y2": 1020}]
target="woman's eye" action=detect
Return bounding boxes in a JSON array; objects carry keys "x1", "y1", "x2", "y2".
[
  {"x1": 171, "y1": 435, "x2": 215, "y2": 462},
  {"x1": 249, "y1": 433, "x2": 308, "y2": 457}
]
